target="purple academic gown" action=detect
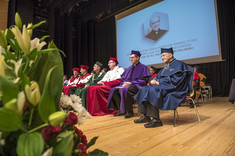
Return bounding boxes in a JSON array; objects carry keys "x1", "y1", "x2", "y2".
[{"x1": 107, "y1": 62, "x2": 150, "y2": 113}]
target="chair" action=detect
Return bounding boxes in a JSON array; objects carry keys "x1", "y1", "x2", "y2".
[
  {"x1": 204, "y1": 85, "x2": 212, "y2": 98},
  {"x1": 173, "y1": 68, "x2": 201, "y2": 127}
]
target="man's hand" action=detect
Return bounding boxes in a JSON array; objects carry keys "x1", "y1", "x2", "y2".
[
  {"x1": 85, "y1": 84, "x2": 89, "y2": 88},
  {"x1": 97, "y1": 81, "x2": 104, "y2": 86},
  {"x1": 122, "y1": 81, "x2": 131, "y2": 87},
  {"x1": 150, "y1": 79, "x2": 159, "y2": 86}
]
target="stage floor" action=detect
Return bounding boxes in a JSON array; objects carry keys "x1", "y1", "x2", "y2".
[{"x1": 80, "y1": 97, "x2": 235, "y2": 156}]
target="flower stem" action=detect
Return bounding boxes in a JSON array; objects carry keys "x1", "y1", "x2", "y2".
[
  {"x1": 28, "y1": 107, "x2": 34, "y2": 126},
  {"x1": 28, "y1": 123, "x2": 48, "y2": 133},
  {"x1": 23, "y1": 56, "x2": 29, "y2": 73}
]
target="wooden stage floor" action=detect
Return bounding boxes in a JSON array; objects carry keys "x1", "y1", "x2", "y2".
[{"x1": 80, "y1": 97, "x2": 235, "y2": 156}]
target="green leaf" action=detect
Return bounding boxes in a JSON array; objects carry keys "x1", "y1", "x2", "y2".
[
  {"x1": 86, "y1": 136, "x2": 99, "y2": 149},
  {"x1": 3, "y1": 48, "x2": 17, "y2": 61},
  {"x1": 0, "y1": 107, "x2": 22, "y2": 132},
  {"x1": 52, "y1": 132, "x2": 74, "y2": 156},
  {"x1": 0, "y1": 76, "x2": 18, "y2": 103},
  {"x1": 16, "y1": 132, "x2": 44, "y2": 156},
  {"x1": 29, "y1": 48, "x2": 58, "y2": 60},
  {"x1": 28, "y1": 20, "x2": 46, "y2": 30},
  {"x1": 38, "y1": 66, "x2": 57, "y2": 122},
  {"x1": 18, "y1": 72, "x2": 30, "y2": 88},
  {"x1": 30, "y1": 45, "x2": 63, "y2": 111},
  {"x1": 87, "y1": 149, "x2": 109, "y2": 156},
  {"x1": 40, "y1": 35, "x2": 50, "y2": 42}
]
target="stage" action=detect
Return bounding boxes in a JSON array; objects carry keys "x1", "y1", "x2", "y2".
[{"x1": 80, "y1": 97, "x2": 235, "y2": 156}]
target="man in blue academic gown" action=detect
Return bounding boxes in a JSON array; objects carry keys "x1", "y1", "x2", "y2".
[
  {"x1": 134, "y1": 47, "x2": 192, "y2": 128},
  {"x1": 107, "y1": 50, "x2": 150, "y2": 118}
]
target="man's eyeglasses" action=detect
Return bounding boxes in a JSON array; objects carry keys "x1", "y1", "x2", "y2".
[{"x1": 129, "y1": 56, "x2": 136, "y2": 60}]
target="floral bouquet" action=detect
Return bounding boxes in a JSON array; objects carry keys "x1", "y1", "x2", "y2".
[
  {"x1": 0, "y1": 13, "x2": 107, "y2": 156},
  {"x1": 60, "y1": 94, "x2": 91, "y2": 125}
]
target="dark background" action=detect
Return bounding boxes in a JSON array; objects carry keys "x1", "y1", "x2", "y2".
[{"x1": 7, "y1": 0, "x2": 235, "y2": 96}]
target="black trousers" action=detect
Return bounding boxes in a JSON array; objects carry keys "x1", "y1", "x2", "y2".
[
  {"x1": 68, "y1": 87, "x2": 77, "y2": 96},
  {"x1": 108, "y1": 85, "x2": 139, "y2": 113},
  {"x1": 138, "y1": 101, "x2": 160, "y2": 119}
]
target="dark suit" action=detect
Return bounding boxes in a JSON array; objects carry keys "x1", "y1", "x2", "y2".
[{"x1": 145, "y1": 29, "x2": 167, "y2": 41}]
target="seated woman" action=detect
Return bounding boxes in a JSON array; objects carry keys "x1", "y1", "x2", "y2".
[{"x1": 148, "y1": 66, "x2": 157, "y2": 85}]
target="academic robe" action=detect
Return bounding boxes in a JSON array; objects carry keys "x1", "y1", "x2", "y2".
[
  {"x1": 75, "y1": 71, "x2": 105, "y2": 108},
  {"x1": 134, "y1": 59, "x2": 192, "y2": 110},
  {"x1": 148, "y1": 73, "x2": 157, "y2": 85},
  {"x1": 63, "y1": 76, "x2": 80, "y2": 95},
  {"x1": 107, "y1": 62, "x2": 150, "y2": 113},
  {"x1": 86, "y1": 66, "x2": 124, "y2": 116},
  {"x1": 68, "y1": 73, "x2": 91, "y2": 96}
]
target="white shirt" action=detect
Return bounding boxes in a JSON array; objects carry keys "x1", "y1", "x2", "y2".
[{"x1": 101, "y1": 66, "x2": 124, "y2": 82}]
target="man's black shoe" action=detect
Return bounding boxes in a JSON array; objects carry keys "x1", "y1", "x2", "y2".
[
  {"x1": 113, "y1": 111, "x2": 125, "y2": 116},
  {"x1": 134, "y1": 116, "x2": 151, "y2": 123},
  {"x1": 144, "y1": 119, "x2": 163, "y2": 128},
  {"x1": 124, "y1": 112, "x2": 134, "y2": 118}
]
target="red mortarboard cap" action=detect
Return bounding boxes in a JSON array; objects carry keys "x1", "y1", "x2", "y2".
[
  {"x1": 80, "y1": 65, "x2": 89, "y2": 71},
  {"x1": 72, "y1": 68, "x2": 79, "y2": 72},
  {"x1": 109, "y1": 57, "x2": 119, "y2": 64}
]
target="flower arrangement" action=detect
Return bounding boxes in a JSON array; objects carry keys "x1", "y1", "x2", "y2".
[
  {"x1": 0, "y1": 13, "x2": 107, "y2": 156},
  {"x1": 60, "y1": 95, "x2": 91, "y2": 125}
]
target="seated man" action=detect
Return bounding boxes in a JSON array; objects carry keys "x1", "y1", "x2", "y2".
[
  {"x1": 68, "y1": 65, "x2": 91, "y2": 96},
  {"x1": 63, "y1": 68, "x2": 80, "y2": 95},
  {"x1": 107, "y1": 50, "x2": 150, "y2": 118},
  {"x1": 75, "y1": 61, "x2": 105, "y2": 108},
  {"x1": 134, "y1": 47, "x2": 192, "y2": 128},
  {"x1": 63, "y1": 75, "x2": 68, "y2": 86},
  {"x1": 86, "y1": 57, "x2": 124, "y2": 116}
]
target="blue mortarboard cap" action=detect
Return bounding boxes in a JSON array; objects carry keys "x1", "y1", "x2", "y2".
[
  {"x1": 131, "y1": 50, "x2": 141, "y2": 57},
  {"x1": 161, "y1": 47, "x2": 174, "y2": 54}
]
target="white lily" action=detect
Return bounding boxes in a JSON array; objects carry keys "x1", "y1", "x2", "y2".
[
  {"x1": 9, "y1": 58, "x2": 22, "y2": 76},
  {"x1": 0, "y1": 46, "x2": 7, "y2": 77},
  {"x1": 41, "y1": 147, "x2": 53, "y2": 156},
  {"x1": 25, "y1": 81, "x2": 41, "y2": 106},
  {"x1": 27, "y1": 23, "x2": 33, "y2": 38},
  {"x1": 17, "y1": 91, "x2": 25, "y2": 115},
  {"x1": 11, "y1": 25, "x2": 31, "y2": 55},
  {"x1": 30, "y1": 38, "x2": 46, "y2": 52}
]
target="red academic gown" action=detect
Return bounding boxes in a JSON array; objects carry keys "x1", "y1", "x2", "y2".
[
  {"x1": 86, "y1": 79, "x2": 122, "y2": 116},
  {"x1": 63, "y1": 76, "x2": 79, "y2": 95}
]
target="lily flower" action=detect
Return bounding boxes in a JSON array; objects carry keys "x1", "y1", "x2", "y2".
[
  {"x1": 27, "y1": 23, "x2": 33, "y2": 39},
  {"x1": 0, "y1": 47, "x2": 7, "y2": 77},
  {"x1": 9, "y1": 58, "x2": 22, "y2": 76},
  {"x1": 25, "y1": 81, "x2": 41, "y2": 106},
  {"x1": 15, "y1": 12, "x2": 22, "y2": 30},
  {"x1": 48, "y1": 111, "x2": 67, "y2": 126},
  {"x1": 30, "y1": 38, "x2": 46, "y2": 52},
  {"x1": 0, "y1": 30, "x2": 7, "y2": 49},
  {"x1": 11, "y1": 25, "x2": 31, "y2": 55},
  {"x1": 17, "y1": 91, "x2": 25, "y2": 115}
]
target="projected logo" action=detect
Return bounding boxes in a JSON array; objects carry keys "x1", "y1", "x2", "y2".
[{"x1": 143, "y1": 12, "x2": 169, "y2": 42}]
